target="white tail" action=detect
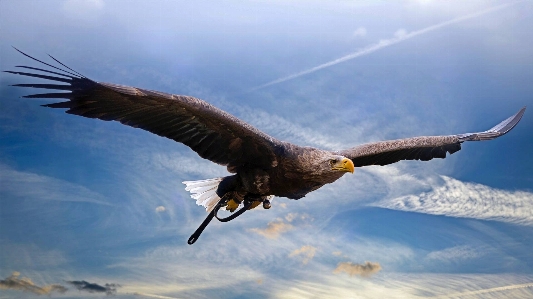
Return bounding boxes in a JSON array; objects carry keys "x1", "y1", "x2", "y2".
[{"x1": 182, "y1": 178, "x2": 223, "y2": 212}]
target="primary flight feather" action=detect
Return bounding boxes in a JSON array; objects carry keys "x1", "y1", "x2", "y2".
[{"x1": 6, "y1": 48, "x2": 526, "y2": 243}]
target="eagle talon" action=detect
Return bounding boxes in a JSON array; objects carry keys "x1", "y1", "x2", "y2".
[{"x1": 263, "y1": 199, "x2": 271, "y2": 209}]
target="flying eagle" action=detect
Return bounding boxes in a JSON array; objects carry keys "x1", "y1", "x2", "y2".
[{"x1": 6, "y1": 49, "x2": 526, "y2": 244}]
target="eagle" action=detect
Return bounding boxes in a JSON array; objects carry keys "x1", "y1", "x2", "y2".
[{"x1": 6, "y1": 49, "x2": 526, "y2": 244}]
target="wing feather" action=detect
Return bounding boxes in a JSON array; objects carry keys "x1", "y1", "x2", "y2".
[
  {"x1": 7, "y1": 51, "x2": 283, "y2": 170},
  {"x1": 340, "y1": 107, "x2": 525, "y2": 167}
]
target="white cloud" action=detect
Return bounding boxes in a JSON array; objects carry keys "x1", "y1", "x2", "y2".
[
  {"x1": 353, "y1": 27, "x2": 367, "y2": 38},
  {"x1": 373, "y1": 176, "x2": 533, "y2": 225},
  {"x1": 155, "y1": 206, "x2": 166, "y2": 213}
]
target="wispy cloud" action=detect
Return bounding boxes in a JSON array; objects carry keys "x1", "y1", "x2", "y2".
[
  {"x1": 434, "y1": 282, "x2": 533, "y2": 298},
  {"x1": 289, "y1": 245, "x2": 317, "y2": 265},
  {"x1": 425, "y1": 245, "x2": 483, "y2": 263},
  {"x1": 248, "y1": 2, "x2": 517, "y2": 91},
  {"x1": 155, "y1": 206, "x2": 166, "y2": 213},
  {"x1": 0, "y1": 163, "x2": 111, "y2": 206},
  {"x1": 0, "y1": 272, "x2": 67, "y2": 295},
  {"x1": 352, "y1": 27, "x2": 367, "y2": 38},
  {"x1": 233, "y1": 107, "x2": 346, "y2": 149},
  {"x1": 66, "y1": 280, "x2": 120, "y2": 295},
  {"x1": 0, "y1": 243, "x2": 69, "y2": 269},
  {"x1": 373, "y1": 176, "x2": 533, "y2": 225},
  {"x1": 333, "y1": 261, "x2": 382, "y2": 278},
  {"x1": 272, "y1": 272, "x2": 533, "y2": 299}
]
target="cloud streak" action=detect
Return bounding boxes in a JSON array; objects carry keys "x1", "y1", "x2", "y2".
[
  {"x1": 248, "y1": 2, "x2": 517, "y2": 91},
  {"x1": 374, "y1": 176, "x2": 533, "y2": 225},
  {"x1": 0, "y1": 272, "x2": 67, "y2": 295},
  {"x1": 425, "y1": 245, "x2": 482, "y2": 263},
  {"x1": 434, "y1": 282, "x2": 533, "y2": 298},
  {"x1": 0, "y1": 163, "x2": 111, "y2": 206}
]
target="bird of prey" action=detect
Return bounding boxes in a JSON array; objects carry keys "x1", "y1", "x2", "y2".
[{"x1": 6, "y1": 49, "x2": 526, "y2": 244}]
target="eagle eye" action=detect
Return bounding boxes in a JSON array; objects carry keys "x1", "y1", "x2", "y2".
[{"x1": 329, "y1": 159, "x2": 337, "y2": 166}]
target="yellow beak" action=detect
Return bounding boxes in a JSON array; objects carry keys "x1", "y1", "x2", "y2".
[{"x1": 332, "y1": 158, "x2": 354, "y2": 173}]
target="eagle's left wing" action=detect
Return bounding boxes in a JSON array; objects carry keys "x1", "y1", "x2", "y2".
[{"x1": 339, "y1": 107, "x2": 525, "y2": 167}]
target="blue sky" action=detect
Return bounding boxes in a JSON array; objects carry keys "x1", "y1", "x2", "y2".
[{"x1": 1, "y1": 0, "x2": 533, "y2": 298}]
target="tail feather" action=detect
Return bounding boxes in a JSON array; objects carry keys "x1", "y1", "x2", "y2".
[{"x1": 183, "y1": 178, "x2": 223, "y2": 212}]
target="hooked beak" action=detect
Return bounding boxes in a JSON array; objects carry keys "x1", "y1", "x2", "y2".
[{"x1": 332, "y1": 157, "x2": 354, "y2": 173}]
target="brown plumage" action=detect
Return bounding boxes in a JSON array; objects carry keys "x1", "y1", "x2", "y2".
[{"x1": 5, "y1": 49, "x2": 526, "y2": 242}]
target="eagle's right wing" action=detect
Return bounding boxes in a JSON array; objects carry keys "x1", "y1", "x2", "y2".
[{"x1": 6, "y1": 49, "x2": 283, "y2": 172}]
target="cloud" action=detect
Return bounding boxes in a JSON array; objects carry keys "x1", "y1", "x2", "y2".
[
  {"x1": 248, "y1": 2, "x2": 517, "y2": 91},
  {"x1": 0, "y1": 272, "x2": 67, "y2": 295},
  {"x1": 353, "y1": 27, "x2": 367, "y2": 38},
  {"x1": 434, "y1": 282, "x2": 533, "y2": 298},
  {"x1": 248, "y1": 213, "x2": 311, "y2": 239},
  {"x1": 66, "y1": 280, "x2": 120, "y2": 295},
  {"x1": 155, "y1": 206, "x2": 166, "y2": 213},
  {"x1": 426, "y1": 245, "x2": 482, "y2": 263},
  {"x1": 0, "y1": 163, "x2": 111, "y2": 206},
  {"x1": 233, "y1": 106, "x2": 345, "y2": 150},
  {"x1": 289, "y1": 245, "x2": 317, "y2": 265},
  {"x1": 0, "y1": 243, "x2": 69, "y2": 269},
  {"x1": 272, "y1": 272, "x2": 533, "y2": 299},
  {"x1": 374, "y1": 176, "x2": 533, "y2": 225},
  {"x1": 333, "y1": 261, "x2": 382, "y2": 277},
  {"x1": 249, "y1": 218, "x2": 294, "y2": 239}
]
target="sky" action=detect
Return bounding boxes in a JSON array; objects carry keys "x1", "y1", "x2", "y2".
[{"x1": 0, "y1": 0, "x2": 533, "y2": 298}]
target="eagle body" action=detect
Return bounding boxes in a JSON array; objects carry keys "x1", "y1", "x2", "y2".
[
  {"x1": 235, "y1": 144, "x2": 348, "y2": 200},
  {"x1": 5, "y1": 49, "x2": 526, "y2": 243}
]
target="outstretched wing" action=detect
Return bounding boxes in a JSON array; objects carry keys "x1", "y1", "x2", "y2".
[
  {"x1": 6, "y1": 49, "x2": 283, "y2": 171},
  {"x1": 339, "y1": 107, "x2": 526, "y2": 167}
]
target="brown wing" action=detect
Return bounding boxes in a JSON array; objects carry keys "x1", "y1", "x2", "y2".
[
  {"x1": 339, "y1": 107, "x2": 526, "y2": 167},
  {"x1": 6, "y1": 49, "x2": 283, "y2": 171}
]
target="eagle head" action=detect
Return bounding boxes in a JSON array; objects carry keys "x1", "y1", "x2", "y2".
[{"x1": 328, "y1": 156, "x2": 354, "y2": 174}]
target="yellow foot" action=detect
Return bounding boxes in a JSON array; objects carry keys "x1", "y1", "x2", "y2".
[{"x1": 225, "y1": 199, "x2": 240, "y2": 212}]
